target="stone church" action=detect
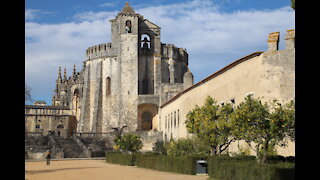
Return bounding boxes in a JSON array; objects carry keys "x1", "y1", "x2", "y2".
[{"x1": 25, "y1": 3, "x2": 294, "y2": 156}]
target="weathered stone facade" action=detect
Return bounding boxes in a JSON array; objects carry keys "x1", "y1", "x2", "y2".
[
  {"x1": 25, "y1": 3, "x2": 294, "y2": 154},
  {"x1": 25, "y1": 105, "x2": 77, "y2": 138},
  {"x1": 26, "y1": 3, "x2": 193, "y2": 150}
]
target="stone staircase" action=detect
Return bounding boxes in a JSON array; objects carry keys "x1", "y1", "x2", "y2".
[
  {"x1": 25, "y1": 136, "x2": 49, "y2": 159},
  {"x1": 55, "y1": 137, "x2": 87, "y2": 158}
]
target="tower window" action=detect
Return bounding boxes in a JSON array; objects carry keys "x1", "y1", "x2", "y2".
[
  {"x1": 141, "y1": 34, "x2": 150, "y2": 49},
  {"x1": 125, "y1": 20, "x2": 132, "y2": 33},
  {"x1": 106, "y1": 77, "x2": 111, "y2": 95}
]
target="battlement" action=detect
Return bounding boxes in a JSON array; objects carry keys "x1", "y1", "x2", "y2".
[
  {"x1": 267, "y1": 29, "x2": 295, "y2": 51},
  {"x1": 86, "y1": 43, "x2": 112, "y2": 60},
  {"x1": 161, "y1": 44, "x2": 188, "y2": 60}
]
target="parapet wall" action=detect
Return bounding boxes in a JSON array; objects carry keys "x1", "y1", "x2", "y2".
[{"x1": 86, "y1": 43, "x2": 113, "y2": 60}]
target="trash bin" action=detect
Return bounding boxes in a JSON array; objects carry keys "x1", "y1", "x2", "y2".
[{"x1": 196, "y1": 160, "x2": 208, "y2": 174}]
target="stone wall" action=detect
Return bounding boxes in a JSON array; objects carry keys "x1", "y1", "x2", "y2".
[
  {"x1": 25, "y1": 105, "x2": 75, "y2": 137},
  {"x1": 158, "y1": 30, "x2": 295, "y2": 156}
]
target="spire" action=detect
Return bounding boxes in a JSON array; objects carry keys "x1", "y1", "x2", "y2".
[
  {"x1": 63, "y1": 67, "x2": 67, "y2": 81},
  {"x1": 72, "y1": 64, "x2": 77, "y2": 80},
  {"x1": 57, "y1": 66, "x2": 62, "y2": 83},
  {"x1": 73, "y1": 64, "x2": 76, "y2": 74}
]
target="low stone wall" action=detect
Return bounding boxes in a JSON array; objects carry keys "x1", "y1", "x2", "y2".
[{"x1": 136, "y1": 131, "x2": 163, "y2": 151}]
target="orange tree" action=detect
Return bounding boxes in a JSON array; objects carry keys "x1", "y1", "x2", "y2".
[
  {"x1": 230, "y1": 95, "x2": 295, "y2": 164},
  {"x1": 114, "y1": 133, "x2": 143, "y2": 152},
  {"x1": 185, "y1": 96, "x2": 235, "y2": 156}
]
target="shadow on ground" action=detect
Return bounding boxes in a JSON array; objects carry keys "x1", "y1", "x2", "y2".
[{"x1": 25, "y1": 167, "x2": 100, "y2": 174}]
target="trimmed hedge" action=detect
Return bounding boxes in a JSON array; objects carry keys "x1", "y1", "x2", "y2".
[
  {"x1": 135, "y1": 154, "x2": 207, "y2": 175},
  {"x1": 105, "y1": 152, "x2": 295, "y2": 179},
  {"x1": 207, "y1": 156, "x2": 295, "y2": 180},
  {"x1": 105, "y1": 152, "x2": 206, "y2": 175},
  {"x1": 105, "y1": 152, "x2": 135, "y2": 166}
]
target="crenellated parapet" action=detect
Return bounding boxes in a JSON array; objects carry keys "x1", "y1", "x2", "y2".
[
  {"x1": 161, "y1": 44, "x2": 188, "y2": 61},
  {"x1": 267, "y1": 29, "x2": 295, "y2": 51},
  {"x1": 86, "y1": 43, "x2": 113, "y2": 60}
]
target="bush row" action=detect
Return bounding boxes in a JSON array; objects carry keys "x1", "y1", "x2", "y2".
[
  {"x1": 135, "y1": 153, "x2": 207, "y2": 175},
  {"x1": 207, "y1": 156, "x2": 295, "y2": 180},
  {"x1": 105, "y1": 152, "x2": 295, "y2": 179},
  {"x1": 105, "y1": 152, "x2": 206, "y2": 174},
  {"x1": 105, "y1": 152, "x2": 135, "y2": 166}
]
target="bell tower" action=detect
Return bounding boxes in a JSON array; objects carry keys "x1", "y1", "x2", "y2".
[{"x1": 109, "y1": 2, "x2": 141, "y2": 131}]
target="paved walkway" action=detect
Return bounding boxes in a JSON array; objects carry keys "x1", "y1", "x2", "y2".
[{"x1": 25, "y1": 159, "x2": 209, "y2": 180}]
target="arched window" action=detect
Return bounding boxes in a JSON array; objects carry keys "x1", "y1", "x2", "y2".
[
  {"x1": 125, "y1": 20, "x2": 132, "y2": 33},
  {"x1": 106, "y1": 77, "x2": 111, "y2": 95},
  {"x1": 57, "y1": 124, "x2": 64, "y2": 129},
  {"x1": 141, "y1": 34, "x2": 150, "y2": 49}
]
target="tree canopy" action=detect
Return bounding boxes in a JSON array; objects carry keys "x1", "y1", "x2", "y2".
[
  {"x1": 185, "y1": 95, "x2": 295, "y2": 164},
  {"x1": 185, "y1": 96, "x2": 235, "y2": 155}
]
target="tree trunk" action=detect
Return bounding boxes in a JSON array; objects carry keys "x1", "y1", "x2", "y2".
[
  {"x1": 259, "y1": 140, "x2": 269, "y2": 164},
  {"x1": 210, "y1": 146, "x2": 217, "y2": 156}
]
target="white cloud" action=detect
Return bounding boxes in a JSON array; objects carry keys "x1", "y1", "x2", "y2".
[
  {"x1": 25, "y1": 0, "x2": 295, "y2": 104},
  {"x1": 99, "y1": 2, "x2": 117, "y2": 7},
  {"x1": 25, "y1": 9, "x2": 54, "y2": 21},
  {"x1": 25, "y1": 9, "x2": 41, "y2": 20}
]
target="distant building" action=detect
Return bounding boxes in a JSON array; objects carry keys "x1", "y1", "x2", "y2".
[{"x1": 33, "y1": 101, "x2": 47, "y2": 106}]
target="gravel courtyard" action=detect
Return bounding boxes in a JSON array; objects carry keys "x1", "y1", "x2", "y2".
[{"x1": 25, "y1": 159, "x2": 209, "y2": 180}]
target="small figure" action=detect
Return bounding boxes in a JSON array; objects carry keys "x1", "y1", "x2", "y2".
[{"x1": 45, "y1": 150, "x2": 51, "y2": 165}]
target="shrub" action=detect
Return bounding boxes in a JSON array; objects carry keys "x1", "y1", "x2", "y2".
[
  {"x1": 105, "y1": 152, "x2": 135, "y2": 166},
  {"x1": 152, "y1": 140, "x2": 167, "y2": 155},
  {"x1": 114, "y1": 134, "x2": 142, "y2": 152},
  {"x1": 207, "y1": 156, "x2": 295, "y2": 180},
  {"x1": 164, "y1": 137, "x2": 211, "y2": 157},
  {"x1": 135, "y1": 153, "x2": 207, "y2": 175}
]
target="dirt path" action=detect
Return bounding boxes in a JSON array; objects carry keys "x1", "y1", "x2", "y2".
[{"x1": 25, "y1": 159, "x2": 209, "y2": 180}]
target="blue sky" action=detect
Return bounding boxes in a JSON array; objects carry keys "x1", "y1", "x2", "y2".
[{"x1": 25, "y1": 0, "x2": 295, "y2": 105}]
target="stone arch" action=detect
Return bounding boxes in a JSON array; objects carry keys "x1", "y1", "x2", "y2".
[
  {"x1": 138, "y1": 103, "x2": 158, "y2": 131},
  {"x1": 141, "y1": 34, "x2": 151, "y2": 49}
]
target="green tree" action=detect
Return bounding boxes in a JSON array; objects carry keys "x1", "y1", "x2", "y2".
[
  {"x1": 231, "y1": 95, "x2": 295, "y2": 164},
  {"x1": 165, "y1": 138, "x2": 195, "y2": 156},
  {"x1": 114, "y1": 134, "x2": 143, "y2": 152},
  {"x1": 291, "y1": 0, "x2": 295, "y2": 10},
  {"x1": 185, "y1": 96, "x2": 235, "y2": 155}
]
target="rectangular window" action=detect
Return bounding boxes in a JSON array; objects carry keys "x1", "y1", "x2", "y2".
[
  {"x1": 177, "y1": 110, "x2": 179, "y2": 127},
  {"x1": 165, "y1": 116, "x2": 167, "y2": 130},
  {"x1": 171, "y1": 113, "x2": 173, "y2": 130},
  {"x1": 35, "y1": 125, "x2": 40, "y2": 129},
  {"x1": 174, "y1": 111, "x2": 176, "y2": 128}
]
